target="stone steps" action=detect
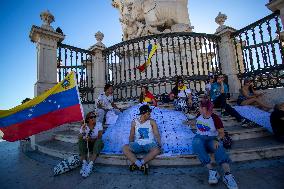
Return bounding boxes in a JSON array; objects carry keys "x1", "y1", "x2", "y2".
[
  {"x1": 227, "y1": 126, "x2": 271, "y2": 140},
  {"x1": 34, "y1": 101, "x2": 284, "y2": 166},
  {"x1": 36, "y1": 136, "x2": 284, "y2": 166},
  {"x1": 55, "y1": 122, "x2": 270, "y2": 144},
  {"x1": 54, "y1": 130, "x2": 78, "y2": 143}
]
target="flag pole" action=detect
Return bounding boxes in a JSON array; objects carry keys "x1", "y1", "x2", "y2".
[{"x1": 73, "y1": 71, "x2": 89, "y2": 159}]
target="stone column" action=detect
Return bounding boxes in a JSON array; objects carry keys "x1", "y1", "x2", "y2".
[
  {"x1": 215, "y1": 12, "x2": 241, "y2": 98},
  {"x1": 29, "y1": 10, "x2": 65, "y2": 149},
  {"x1": 89, "y1": 31, "x2": 106, "y2": 99}
]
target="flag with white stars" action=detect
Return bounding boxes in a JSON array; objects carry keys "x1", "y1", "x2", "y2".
[{"x1": 0, "y1": 72, "x2": 84, "y2": 142}]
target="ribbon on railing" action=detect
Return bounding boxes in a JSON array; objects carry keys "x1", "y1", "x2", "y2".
[{"x1": 136, "y1": 44, "x2": 158, "y2": 72}]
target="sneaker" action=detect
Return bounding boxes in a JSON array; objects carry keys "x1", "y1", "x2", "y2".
[
  {"x1": 80, "y1": 161, "x2": 88, "y2": 175},
  {"x1": 223, "y1": 174, "x2": 238, "y2": 189},
  {"x1": 129, "y1": 163, "x2": 139, "y2": 171},
  {"x1": 208, "y1": 170, "x2": 220, "y2": 184},
  {"x1": 140, "y1": 164, "x2": 149, "y2": 175},
  {"x1": 82, "y1": 163, "x2": 94, "y2": 178}
]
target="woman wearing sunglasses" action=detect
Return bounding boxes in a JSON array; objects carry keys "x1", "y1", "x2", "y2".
[{"x1": 78, "y1": 112, "x2": 104, "y2": 178}]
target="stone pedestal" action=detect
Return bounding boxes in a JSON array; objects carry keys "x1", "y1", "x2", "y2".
[
  {"x1": 215, "y1": 27, "x2": 241, "y2": 98},
  {"x1": 89, "y1": 31, "x2": 106, "y2": 99},
  {"x1": 214, "y1": 12, "x2": 241, "y2": 98},
  {"x1": 29, "y1": 11, "x2": 65, "y2": 149}
]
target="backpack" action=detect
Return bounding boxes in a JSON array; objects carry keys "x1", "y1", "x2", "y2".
[{"x1": 160, "y1": 93, "x2": 171, "y2": 103}]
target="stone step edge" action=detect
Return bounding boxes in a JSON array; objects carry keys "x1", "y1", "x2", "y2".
[
  {"x1": 36, "y1": 144, "x2": 284, "y2": 166},
  {"x1": 54, "y1": 127, "x2": 271, "y2": 144}
]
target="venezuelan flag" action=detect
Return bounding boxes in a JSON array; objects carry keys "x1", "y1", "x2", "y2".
[
  {"x1": 137, "y1": 44, "x2": 158, "y2": 72},
  {"x1": 0, "y1": 72, "x2": 84, "y2": 142}
]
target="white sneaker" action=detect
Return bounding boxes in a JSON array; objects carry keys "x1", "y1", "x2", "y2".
[
  {"x1": 82, "y1": 162, "x2": 94, "y2": 178},
  {"x1": 81, "y1": 170, "x2": 89, "y2": 178},
  {"x1": 208, "y1": 170, "x2": 220, "y2": 184},
  {"x1": 223, "y1": 174, "x2": 238, "y2": 189},
  {"x1": 80, "y1": 161, "x2": 88, "y2": 175}
]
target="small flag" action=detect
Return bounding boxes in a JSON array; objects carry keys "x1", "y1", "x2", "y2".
[
  {"x1": 137, "y1": 44, "x2": 158, "y2": 72},
  {"x1": 0, "y1": 72, "x2": 84, "y2": 142}
]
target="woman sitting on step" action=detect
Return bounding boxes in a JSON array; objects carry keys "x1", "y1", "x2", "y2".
[
  {"x1": 78, "y1": 112, "x2": 104, "y2": 178},
  {"x1": 237, "y1": 78, "x2": 272, "y2": 111},
  {"x1": 139, "y1": 86, "x2": 157, "y2": 106},
  {"x1": 170, "y1": 77, "x2": 198, "y2": 113},
  {"x1": 191, "y1": 98, "x2": 238, "y2": 189}
]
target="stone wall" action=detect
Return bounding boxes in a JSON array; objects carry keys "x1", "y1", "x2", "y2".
[{"x1": 259, "y1": 88, "x2": 284, "y2": 107}]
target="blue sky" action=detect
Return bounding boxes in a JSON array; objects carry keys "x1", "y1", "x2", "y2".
[{"x1": 0, "y1": 0, "x2": 272, "y2": 109}]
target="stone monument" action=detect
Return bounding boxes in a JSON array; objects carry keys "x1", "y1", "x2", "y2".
[
  {"x1": 112, "y1": 0, "x2": 194, "y2": 41},
  {"x1": 109, "y1": 0, "x2": 215, "y2": 97}
]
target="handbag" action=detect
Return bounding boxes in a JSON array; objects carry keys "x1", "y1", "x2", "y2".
[{"x1": 222, "y1": 131, "x2": 233, "y2": 149}]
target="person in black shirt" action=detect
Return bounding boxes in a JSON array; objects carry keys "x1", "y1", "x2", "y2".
[{"x1": 270, "y1": 102, "x2": 284, "y2": 142}]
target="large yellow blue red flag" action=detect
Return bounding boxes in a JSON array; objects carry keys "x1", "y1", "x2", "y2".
[
  {"x1": 136, "y1": 44, "x2": 158, "y2": 72},
  {"x1": 0, "y1": 72, "x2": 84, "y2": 142}
]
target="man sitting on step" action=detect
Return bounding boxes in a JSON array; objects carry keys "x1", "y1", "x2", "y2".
[
  {"x1": 210, "y1": 74, "x2": 248, "y2": 126},
  {"x1": 191, "y1": 97, "x2": 238, "y2": 189},
  {"x1": 97, "y1": 84, "x2": 121, "y2": 124},
  {"x1": 122, "y1": 105, "x2": 162, "y2": 172}
]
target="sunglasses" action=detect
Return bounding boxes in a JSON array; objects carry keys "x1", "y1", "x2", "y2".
[{"x1": 89, "y1": 116, "x2": 96, "y2": 119}]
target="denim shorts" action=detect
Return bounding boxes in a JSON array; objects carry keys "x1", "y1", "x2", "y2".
[{"x1": 129, "y1": 142, "x2": 158, "y2": 153}]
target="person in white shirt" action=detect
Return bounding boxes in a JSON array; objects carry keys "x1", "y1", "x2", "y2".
[
  {"x1": 97, "y1": 84, "x2": 121, "y2": 123},
  {"x1": 122, "y1": 105, "x2": 161, "y2": 172},
  {"x1": 78, "y1": 112, "x2": 104, "y2": 177},
  {"x1": 205, "y1": 75, "x2": 214, "y2": 95}
]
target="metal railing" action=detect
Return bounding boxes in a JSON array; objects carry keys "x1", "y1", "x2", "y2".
[
  {"x1": 57, "y1": 43, "x2": 95, "y2": 103},
  {"x1": 103, "y1": 32, "x2": 221, "y2": 101},
  {"x1": 231, "y1": 11, "x2": 284, "y2": 89}
]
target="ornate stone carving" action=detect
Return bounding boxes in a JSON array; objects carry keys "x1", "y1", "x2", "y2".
[
  {"x1": 40, "y1": 10, "x2": 55, "y2": 31},
  {"x1": 120, "y1": 13, "x2": 145, "y2": 40},
  {"x1": 112, "y1": 0, "x2": 193, "y2": 40},
  {"x1": 215, "y1": 12, "x2": 227, "y2": 33},
  {"x1": 90, "y1": 31, "x2": 106, "y2": 49},
  {"x1": 95, "y1": 31, "x2": 104, "y2": 43}
]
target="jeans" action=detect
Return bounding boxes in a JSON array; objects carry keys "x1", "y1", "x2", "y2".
[
  {"x1": 213, "y1": 94, "x2": 243, "y2": 122},
  {"x1": 192, "y1": 134, "x2": 231, "y2": 166},
  {"x1": 129, "y1": 142, "x2": 158, "y2": 154}
]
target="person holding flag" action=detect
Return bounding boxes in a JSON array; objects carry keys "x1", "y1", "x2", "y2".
[{"x1": 78, "y1": 111, "x2": 104, "y2": 178}]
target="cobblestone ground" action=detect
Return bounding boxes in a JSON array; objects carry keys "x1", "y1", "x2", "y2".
[{"x1": 1, "y1": 141, "x2": 284, "y2": 189}]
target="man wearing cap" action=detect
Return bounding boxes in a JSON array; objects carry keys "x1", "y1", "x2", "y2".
[{"x1": 122, "y1": 105, "x2": 161, "y2": 171}]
